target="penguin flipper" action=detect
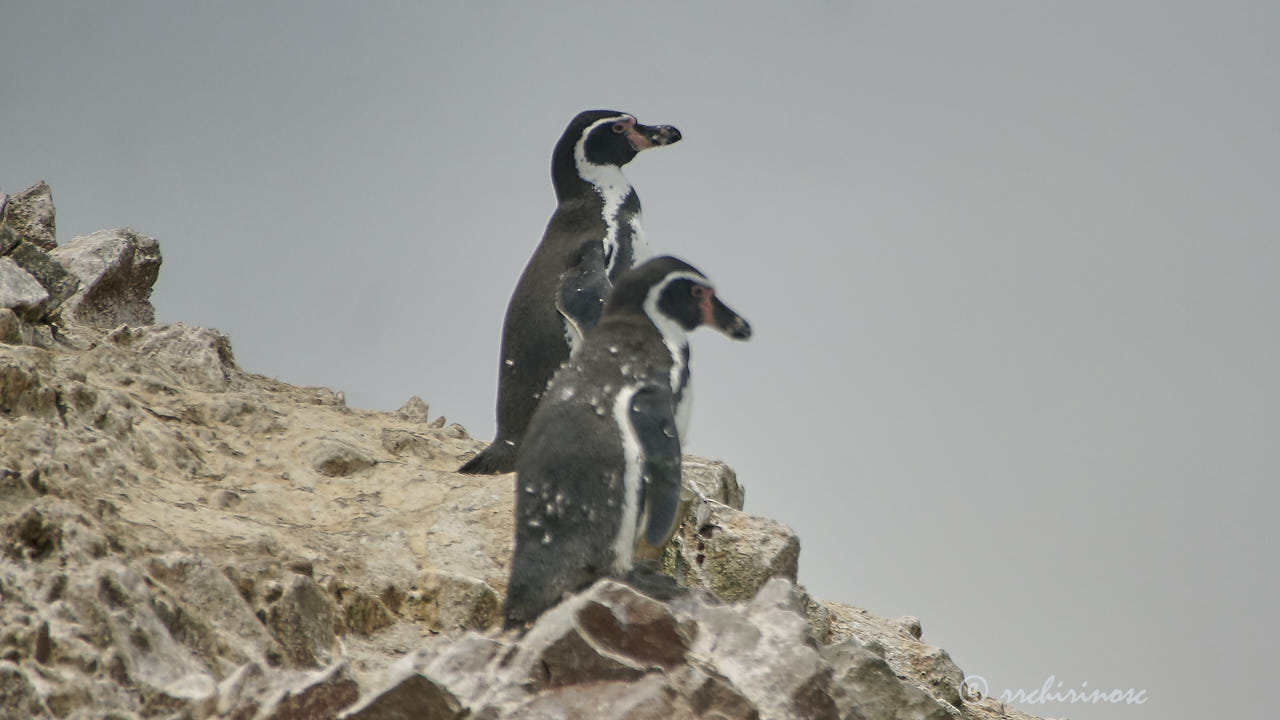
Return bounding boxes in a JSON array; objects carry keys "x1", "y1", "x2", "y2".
[
  {"x1": 628, "y1": 385, "x2": 684, "y2": 558},
  {"x1": 554, "y1": 242, "x2": 611, "y2": 346}
]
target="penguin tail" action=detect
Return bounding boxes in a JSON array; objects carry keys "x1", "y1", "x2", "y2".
[{"x1": 457, "y1": 441, "x2": 518, "y2": 475}]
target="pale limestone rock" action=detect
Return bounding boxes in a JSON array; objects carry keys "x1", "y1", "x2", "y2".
[
  {"x1": 394, "y1": 395, "x2": 430, "y2": 422},
  {"x1": 307, "y1": 437, "x2": 376, "y2": 477},
  {"x1": 0, "y1": 181, "x2": 56, "y2": 250},
  {"x1": 50, "y1": 228, "x2": 160, "y2": 327},
  {"x1": 406, "y1": 570, "x2": 499, "y2": 632},
  {"x1": 103, "y1": 322, "x2": 240, "y2": 391},
  {"x1": 6, "y1": 241, "x2": 78, "y2": 317},
  {"x1": 666, "y1": 498, "x2": 800, "y2": 603},
  {"x1": 824, "y1": 637, "x2": 956, "y2": 720},
  {"x1": 0, "y1": 257, "x2": 48, "y2": 320}
]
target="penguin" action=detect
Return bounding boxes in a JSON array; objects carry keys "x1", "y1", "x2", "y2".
[
  {"x1": 459, "y1": 110, "x2": 682, "y2": 475},
  {"x1": 501, "y1": 256, "x2": 751, "y2": 627}
]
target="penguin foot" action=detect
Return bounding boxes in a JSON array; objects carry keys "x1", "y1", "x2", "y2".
[{"x1": 622, "y1": 565, "x2": 688, "y2": 602}]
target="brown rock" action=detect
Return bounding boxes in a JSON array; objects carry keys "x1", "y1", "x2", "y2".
[
  {"x1": 574, "y1": 584, "x2": 693, "y2": 668},
  {"x1": 340, "y1": 672, "x2": 465, "y2": 720},
  {"x1": 258, "y1": 660, "x2": 361, "y2": 720}
]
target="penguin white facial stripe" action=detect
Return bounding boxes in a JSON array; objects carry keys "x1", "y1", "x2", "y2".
[
  {"x1": 641, "y1": 270, "x2": 708, "y2": 401},
  {"x1": 610, "y1": 384, "x2": 644, "y2": 574},
  {"x1": 573, "y1": 115, "x2": 636, "y2": 277}
]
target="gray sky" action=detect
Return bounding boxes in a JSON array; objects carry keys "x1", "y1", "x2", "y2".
[{"x1": 4, "y1": 3, "x2": 1277, "y2": 718}]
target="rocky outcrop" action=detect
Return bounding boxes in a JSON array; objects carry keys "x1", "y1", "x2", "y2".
[
  {"x1": 50, "y1": 228, "x2": 162, "y2": 328},
  {"x1": 1, "y1": 181, "x2": 57, "y2": 251},
  {"x1": 0, "y1": 183, "x2": 1039, "y2": 719}
]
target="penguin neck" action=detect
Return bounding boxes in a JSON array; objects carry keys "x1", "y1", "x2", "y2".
[
  {"x1": 554, "y1": 143, "x2": 646, "y2": 278},
  {"x1": 639, "y1": 301, "x2": 692, "y2": 403}
]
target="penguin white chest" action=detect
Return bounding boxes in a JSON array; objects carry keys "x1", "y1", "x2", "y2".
[{"x1": 610, "y1": 385, "x2": 645, "y2": 573}]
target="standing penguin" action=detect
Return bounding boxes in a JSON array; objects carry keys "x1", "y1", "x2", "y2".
[
  {"x1": 502, "y1": 256, "x2": 751, "y2": 627},
  {"x1": 459, "y1": 110, "x2": 682, "y2": 475}
]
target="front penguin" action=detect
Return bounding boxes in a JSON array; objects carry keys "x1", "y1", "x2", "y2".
[{"x1": 502, "y1": 256, "x2": 751, "y2": 628}]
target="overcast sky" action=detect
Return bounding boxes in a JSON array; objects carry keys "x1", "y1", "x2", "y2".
[{"x1": 4, "y1": 3, "x2": 1277, "y2": 718}]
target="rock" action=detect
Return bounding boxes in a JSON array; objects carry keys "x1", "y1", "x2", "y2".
[
  {"x1": 682, "y1": 456, "x2": 745, "y2": 510},
  {"x1": 333, "y1": 583, "x2": 396, "y2": 636},
  {"x1": 0, "y1": 181, "x2": 56, "y2": 250},
  {"x1": 824, "y1": 601, "x2": 969, "y2": 711},
  {"x1": 340, "y1": 672, "x2": 465, "y2": 720},
  {"x1": 5, "y1": 242, "x2": 79, "y2": 318},
  {"x1": 0, "y1": 308, "x2": 21, "y2": 344},
  {"x1": 267, "y1": 575, "x2": 338, "y2": 668},
  {"x1": 823, "y1": 638, "x2": 955, "y2": 720},
  {"x1": 0, "y1": 222, "x2": 17, "y2": 255},
  {"x1": 406, "y1": 570, "x2": 499, "y2": 632},
  {"x1": 306, "y1": 438, "x2": 376, "y2": 477},
  {"x1": 49, "y1": 228, "x2": 160, "y2": 327},
  {"x1": 0, "y1": 347, "x2": 59, "y2": 421},
  {"x1": 685, "y1": 578, "x2": 839, "y2": 720},
  {"x1": 102, "y1": 323, "x2": 240, "y2": 392},
  {"x1": 0, "y1": 258, "x2": 49, "y2": 320},
  {"x1": 59, "y1": 560, "x2": 219, "y2": 711},
  {"x1": 509, "y1": 675, "x2": 696, "y2": 720},
  {"x1": 672, "y1": 665, "x2": 761, "y2": 720},
  {"x1": 0, "y1": 662, "x2": 52, "y2": 719},
  {"x1": 145, "y1": 552, "x2": 278, "y2": 667},
  {"x1": 257, "y1": 660, "x2": 361, "y2": 720},
  {"x1": 215, "y1": 662, "x2": 273, "y2": 720},
  {"x1": 394, "y1": 395, "x2": 430, "y2": 422},
  {"x1": 571, "y1": 582, "x2": 694, "y2": 668},
  {"x1": 666, "y1": 500, "x2": 800, "y2": 603},
  {"x1": 379, "y1": 428, "x2": 432, "y2": 458}
]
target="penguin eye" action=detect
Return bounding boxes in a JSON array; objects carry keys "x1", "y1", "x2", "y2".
[
  {"x1": 691, "y1": 285, "x2": 711, "y2": 300},
  {"x1": 611, "y1": 122, "x2": 628, "y2": 134}
]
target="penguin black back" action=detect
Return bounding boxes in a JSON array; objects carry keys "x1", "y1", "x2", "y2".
[
  {"x1": 459, "y1": 110, "x2": 682, "y2": 475},
  {"x1": 502, "y1": 256, "x2": 751, "y2": 627}
]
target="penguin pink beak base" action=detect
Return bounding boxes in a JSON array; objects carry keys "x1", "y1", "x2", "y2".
[
  {"x1": 612, "y1": 116, "x2": 682, "y2": 151},
  {"x1": 694, "y1": 285, "x2": 752, "y2": 340}
]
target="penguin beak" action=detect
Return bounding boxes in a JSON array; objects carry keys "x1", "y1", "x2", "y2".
[
  {"x1": 627, "y1": 123, "x2": 682, "y2": 151},
  {"x1": 706, "y1": 295, "x2": 752, "y2": 340}
]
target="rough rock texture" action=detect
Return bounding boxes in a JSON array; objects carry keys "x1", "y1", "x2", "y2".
[
  {"x1": 6, "y1": 241, "x2": 80, "y2": 322},
  {"x1": 0, "y1": 184, "x2": 1042, "y2": 720},
  {"x1": 0, "y1": 181, "x2": 56, "y2": 250},
  {"x1": 0, "y1": 257, "x2": 48, "y2": 320},
  {"x1": 50, "y1": 228, "x2": 162, "y2": 327}
]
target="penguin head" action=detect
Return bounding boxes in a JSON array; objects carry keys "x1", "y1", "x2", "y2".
[
  {"x1": 606, "y1": 256, "x2": 752, "y2": 341},
  {"x1": 552, "y1": 110, "x2": 682, "y2": 192}
]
